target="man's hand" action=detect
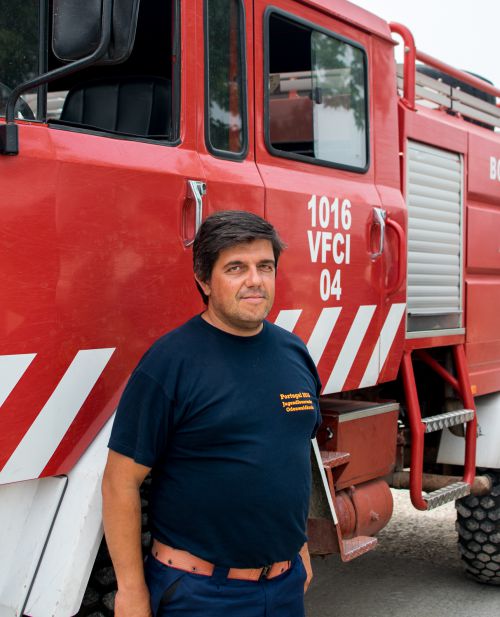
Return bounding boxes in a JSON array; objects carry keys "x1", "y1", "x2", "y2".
[
  {"x1": 299, "y1": 542, "x2": 313, "y2": 593},
  {"x1": 114, "y1": 586, "x2": 152, "y2": 617}
]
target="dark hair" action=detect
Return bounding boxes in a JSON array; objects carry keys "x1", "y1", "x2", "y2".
[{"x1": 193, "y1": 210, "x2": 286, "y2": 304}]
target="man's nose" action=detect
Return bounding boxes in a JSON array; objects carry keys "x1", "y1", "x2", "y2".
[{"x1": 245, "y1": 266, "x2": 263, "y2": 287}]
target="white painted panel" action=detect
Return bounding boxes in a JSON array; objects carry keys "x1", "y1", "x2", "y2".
[
  {"x1": 25, "y1": 416, "x2": 114, "y2": 617},
  {"x1": 438, "y1": 392, "x2": 500, "y2": 469},
  {"x1": 0, "y1": 476, "x2": 66, "y2": 617},
  {"x1": 311, "y1": 438, "x2": 338, "y2": 525}
]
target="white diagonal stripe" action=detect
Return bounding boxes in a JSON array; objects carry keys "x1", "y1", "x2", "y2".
[
  {"x1": 274, "y1": 309, "x2": 302, "y2": 332},
  {"x1": 306, "y1": 307, "x2": 341, "y2": 366},
  {"x1": 0, "y1": 354, "x2": 37, "y2": 408},
  {"x1": 359, "y1": 339, "x2": 380, "y2": 389},
  {"x1": 359, "y1": 303, "x2": 406, "y2": 388},
  {"x1": 323, "y1": 305, "x2": 376, "y2": 394},
  {"x1": 0, "y1": 348, "x2": 115, "y2": 484}
]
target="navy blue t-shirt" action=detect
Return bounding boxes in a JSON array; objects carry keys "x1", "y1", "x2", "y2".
[{"x1": 108, "y1": 315, "x2": 321, "y2": 567}]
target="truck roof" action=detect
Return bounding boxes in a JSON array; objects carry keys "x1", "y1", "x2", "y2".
[{"x1": 302, "y1": 0, "x2": 394, "y2": 42}]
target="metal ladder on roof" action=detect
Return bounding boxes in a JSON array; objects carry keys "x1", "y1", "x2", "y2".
[{"x1": 400, "y1": 344, "x2": 477, "y2": 510}]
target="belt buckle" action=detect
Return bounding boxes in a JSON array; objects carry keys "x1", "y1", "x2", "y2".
[{"x1": 260, "y1": 564, "x2": 272, "y2": 579}]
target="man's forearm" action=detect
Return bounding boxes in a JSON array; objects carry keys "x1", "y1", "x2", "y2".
[
  {"x1": 102, "y1": 451, "x2": 152, "y2": 617},
  {"x1": 102, "y1": 476, "x2": 146, "y2": 592}
]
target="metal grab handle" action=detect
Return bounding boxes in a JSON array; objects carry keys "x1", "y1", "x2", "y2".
[
  {"x1": 371, "y1": 207, "x2": 386, "y2": 259},
  {"x1": 190, "y1": 180, "x2": 206, "y2": 233},
  {"x1": 183, "y1": 180, "x2": 206, "y2": 247},
  {"x1": 386, "y1": 217, "x2": 406, "y2": 295}
]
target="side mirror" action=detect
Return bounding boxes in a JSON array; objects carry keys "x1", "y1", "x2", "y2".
[
  {"x1": 0, "y1": 0, "x2": 141, "y2": 154},
  {"x1": 52, "y1": 0, "x2": 140, "y2": 64}
]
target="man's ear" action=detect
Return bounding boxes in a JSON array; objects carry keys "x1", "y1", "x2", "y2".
[{"x1": 194, "y1": 275, "x2": 211, "y2": 298}]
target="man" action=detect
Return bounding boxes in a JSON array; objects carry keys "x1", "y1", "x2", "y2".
[{"x1": 102, "y1": 210, "x2": 321, "y2": 617}]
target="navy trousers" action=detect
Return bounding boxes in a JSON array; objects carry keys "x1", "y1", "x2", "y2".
[{"x1": 144, "y1": 554, "x2": 306, "y2": 617}]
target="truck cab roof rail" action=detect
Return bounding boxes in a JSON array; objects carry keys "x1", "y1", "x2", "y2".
[{"x1": 390, "y1": 22, "x2": 500, "y2": 130}]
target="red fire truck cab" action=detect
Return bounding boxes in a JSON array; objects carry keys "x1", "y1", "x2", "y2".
[{"x1": 1, "y1": 1, "x2": 499, "y2": 615}]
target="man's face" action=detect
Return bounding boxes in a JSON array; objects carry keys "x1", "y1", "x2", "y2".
[{"x1": 196, "y1": 239, "x2": 276, "y2": 336}]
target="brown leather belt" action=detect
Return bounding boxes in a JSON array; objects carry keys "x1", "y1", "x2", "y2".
[{"x1": 152, "y1": 539, "x2": 291, "y2": 581}]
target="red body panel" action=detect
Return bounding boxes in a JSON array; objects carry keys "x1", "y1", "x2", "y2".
[
  {"x1": 399, "y1": 103, "x2": 500, "y2": 395},
  {"x1": 0, "y1": 3, "x2": 204, "y2": 481},
  {"x1": 465, "y1": 133, "x2": 500, "y2": 394},
  {"x1": 254, "y1": 0, "x2": 405, "y2": 394},
  {"x1": 0, "y1": 0, "x2": 407, "y2": 482},
  {"x1": 2, "y1": 0, "x2": 500, "y2": 486}
]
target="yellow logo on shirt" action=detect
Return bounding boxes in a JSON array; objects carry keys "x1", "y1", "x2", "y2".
[{"x1": 280, "y1": 392, "x2": 314, "y2": 412}]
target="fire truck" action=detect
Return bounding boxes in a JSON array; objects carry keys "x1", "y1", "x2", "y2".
[{"x1": 1, "y1": 0, "x2": 499, "y2": 615}]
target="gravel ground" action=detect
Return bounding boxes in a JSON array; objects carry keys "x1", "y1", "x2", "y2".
[
  {"x1": 305, "y1": 489, "x2": 499, "y2": 617},
  {"x1": 376, "y1": 488, "x2": 461, "y2": 567}
]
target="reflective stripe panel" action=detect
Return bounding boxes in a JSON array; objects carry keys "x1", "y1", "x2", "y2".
[
  {"x1": 274, "y1": 309, "x2": 302, "y2": 332},
  {"x1": 306, "y1": 307, "x2": 341, "y2": 366},
  {"x1": 323, "y1": 305, "x2": 376, "y2": 394},
  {"x1": 359, "y1": 303, "x2": 406, "y2": 388},
  {"x1": 0, "y1": 349, "x2": 115, "y2": 484},
  {"x1": 0, "y1": 354, "x2": 36, "y2": 408}
]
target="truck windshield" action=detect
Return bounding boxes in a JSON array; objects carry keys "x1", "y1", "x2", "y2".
[{"x1": 0, "y1": 0, "x2": 41, "y2": 118}]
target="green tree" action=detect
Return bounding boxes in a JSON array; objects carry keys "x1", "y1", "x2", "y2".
[{"x1": 311, "y1": 31, "x2": 366, "y2": 131}]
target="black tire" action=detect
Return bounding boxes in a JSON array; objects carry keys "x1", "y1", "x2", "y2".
[
  {"x1": 456, "y1": 472, "x2": 500, "y2": 585},
  {"x1": 75, "y1": 541, "x2": 116, "y2": 617}
]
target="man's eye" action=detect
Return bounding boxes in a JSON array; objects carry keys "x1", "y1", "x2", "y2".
[
  {"x1": 260, "y1": 264, "x2": 274, "y2": 272},
  {"x1": 227, "y1": 266, "x2": 241, "y2": 272}
]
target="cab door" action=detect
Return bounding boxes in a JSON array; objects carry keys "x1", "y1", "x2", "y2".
[
  {"x1": 254, "y1": 0, "x2": 396, "y2": 394},
  {"x1": 195, "y1": 0, "x2": 265, "y2": 219},
  {"x1": 0, "y1": 0, "x2": 206, "y2": 483}
]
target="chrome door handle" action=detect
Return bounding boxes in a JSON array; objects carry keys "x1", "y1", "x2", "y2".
[
  {"x1": 371, "y1": 207, "x2": 386, "y2": 259},
  {"x1": 184, "y1": 180, "x2": 206, "y2": 247}
]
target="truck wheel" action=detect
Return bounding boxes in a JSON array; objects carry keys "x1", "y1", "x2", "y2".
[
  {"x1": 456, "y1": 472, "x2": 500, "y2": 585},
  {"x1": 75, "y1": 540, "x2": 116, "y2": 616}
]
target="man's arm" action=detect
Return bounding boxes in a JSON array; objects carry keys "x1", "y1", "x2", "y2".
[
  {"x1": 102, "y1": 449, "x2": 152, "y2": 617},
  {"x1": 299, "y1": 542, "x2": 313, "y2": 592}
]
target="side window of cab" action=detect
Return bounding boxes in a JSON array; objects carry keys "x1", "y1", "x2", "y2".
[
  {"x1": 0, "y1": 1, "x2": 42, "y2": 120},
  {"x1": 204, "y1": 0, "x2": 248, "y2": 159},
  {"x1": 2, "y1": 0, "x2": 181, "y2": 145},
  {"x1": 265, "y1": 11, "x2": 369, "y2": 172}
]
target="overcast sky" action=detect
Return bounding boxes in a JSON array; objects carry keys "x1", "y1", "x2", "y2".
[{"x1": 354, "y1": 0, "x2": 500, "y2": 88}]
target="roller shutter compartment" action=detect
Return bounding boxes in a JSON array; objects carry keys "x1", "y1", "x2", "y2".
[{"x1": 406, "y1": 141, "x2": 463, "y2": 334}]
